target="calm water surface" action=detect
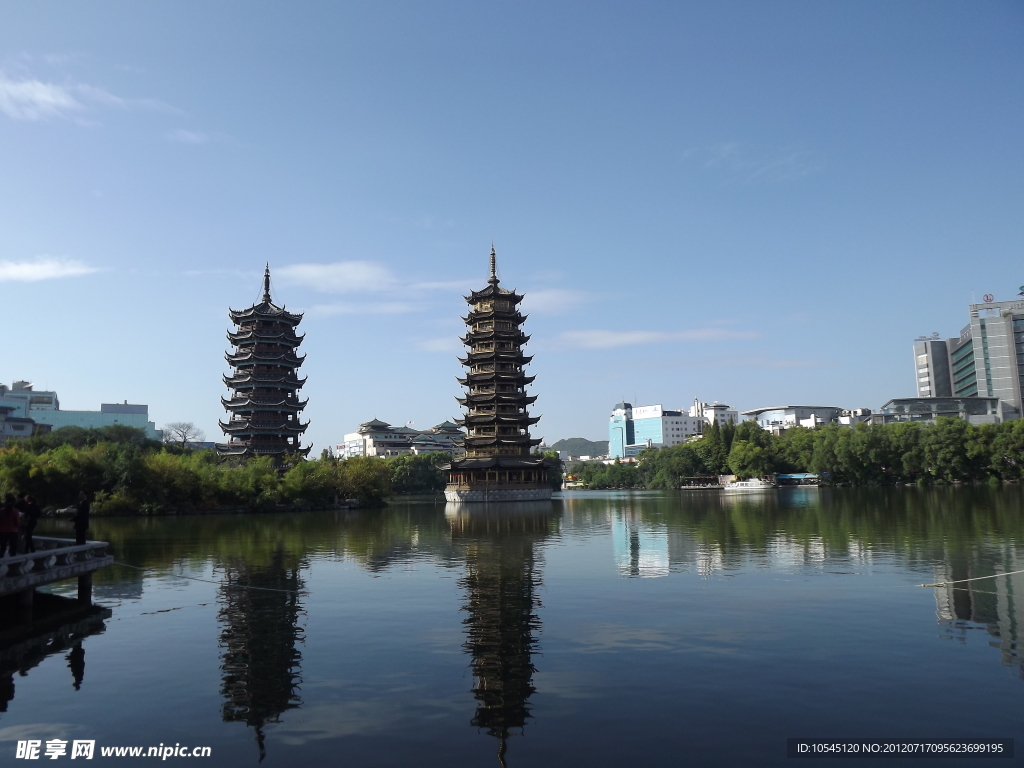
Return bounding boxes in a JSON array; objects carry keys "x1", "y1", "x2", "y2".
[{"x1": 3, "y1": 488, "x2": 1024, "y2": 766}]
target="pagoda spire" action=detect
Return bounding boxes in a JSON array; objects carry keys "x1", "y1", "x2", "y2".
[
  {"x1": 489, "y1": 245, "x2": 498, "y2": 286},
  {"x1": 262, "y1": 264, "x2": 272, "y2": 303}
]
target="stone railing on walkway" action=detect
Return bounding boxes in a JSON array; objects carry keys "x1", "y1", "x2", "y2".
[{"x1": 0, "y1": 537, "x2": 113, "y2": 600}]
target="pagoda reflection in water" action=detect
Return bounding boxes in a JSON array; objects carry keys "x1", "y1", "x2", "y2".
[
  {"x1": 218, "y1": 547, "x2": 306, "y2": 762},
  {"x1": 448, "y1": 502, "x2": 555, "y2": 766}
]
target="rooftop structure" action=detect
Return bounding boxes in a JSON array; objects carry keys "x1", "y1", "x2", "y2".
[
  {"x1": 339, "y1": 419, "x2": 464, "y2": 458},
  {"x1": 0, "y1": 381, "x2": 58, "y2": 410},
  {"x1": 444, "y1": 247, "x2": 556, "y2": 502},
  {"x1": 217, "y1": 266, "x2": 310, "y2": 459},
  {"x1": 688, "y1": 398, "x2": 738, "y2": 426},
  {"x1": 869, "y1": 397, "x2": 1003, "y2": 426}
]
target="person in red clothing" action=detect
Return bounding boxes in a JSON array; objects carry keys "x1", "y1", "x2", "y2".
[{"x1": 0, "y1": 494, "x2": 20, "y2": 557}]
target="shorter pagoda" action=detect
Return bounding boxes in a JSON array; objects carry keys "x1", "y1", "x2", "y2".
[
  {"x1": 217, "y1": 266, "x2": 310, "y2": 459},
  {"x1": 444, "y1": 248, "x2": 556, "y2": 502}
]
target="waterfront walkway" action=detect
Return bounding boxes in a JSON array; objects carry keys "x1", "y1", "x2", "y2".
[{"x1": 0, "y1": 536, "x2": 113, "y2": 605}]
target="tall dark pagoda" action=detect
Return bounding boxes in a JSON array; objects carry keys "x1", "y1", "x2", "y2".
[
  {"x1": 217, "y1": 266, "x2": 310, "y2": 459},
  {"x1": 445, "y1": 248, "x2": 556, "y2": 502}
]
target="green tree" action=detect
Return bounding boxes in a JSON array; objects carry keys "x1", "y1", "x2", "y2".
[
  {"x1": 727, "y1": 440, "x2": 773, "y2": 479},
  {"x1": 990, "y1": 419, "x2": 1024, "y2": 479},
  {"x1": 694, "y1": 421, "x2": 729, "y2": 473},
  {"x1": 775, "y1": 427, "x2": 815, "y2": 472},
  {"x1": 388, "y1": 452, "x2": 450, "y2": 494}
]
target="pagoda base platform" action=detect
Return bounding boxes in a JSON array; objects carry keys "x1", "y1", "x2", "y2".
[{"x1": 444, "y1": 485, "x2": 553, "y2": 503}]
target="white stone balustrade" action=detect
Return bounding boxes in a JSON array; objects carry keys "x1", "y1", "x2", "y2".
[{"x1": 0, "y1": 537, "x2": 112, "y2": 598}]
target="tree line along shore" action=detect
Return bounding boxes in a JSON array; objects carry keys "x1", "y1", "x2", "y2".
[
  {"x1": 1, "y1": 419, "x2": 1022, "y2": 515},
  {"x1": 0, "y1": 426, "x2": 446, "y2": 515},
  {"x1": 568, "y1": 419, "x2": 1024, "y2": 489}
]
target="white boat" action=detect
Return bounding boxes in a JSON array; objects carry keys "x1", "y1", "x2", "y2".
[{"x1": 722, "y1": 478, "x2": 775, "y2": 493}]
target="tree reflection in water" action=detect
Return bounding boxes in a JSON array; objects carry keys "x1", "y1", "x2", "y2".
[
  {"x1": 218, "y1": 545, "x2": 306, "y2": 762},
  {"x1": 449, "y1": 502, "x2": 556, "y2": 766}
]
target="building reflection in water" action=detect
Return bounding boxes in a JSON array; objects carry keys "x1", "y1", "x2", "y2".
[
  {"x1": 932, "y1": 552, "x2": 1024, "y2": 674},
  {"x1": 0, "y1": 593, "x2": 110, "y2": 715},
  {"x1": 447, "y1": 502, "x2": 555, "y2": 767},
  {"x1": 218, "y1": 546, "x2": 306, "y2": 762}
]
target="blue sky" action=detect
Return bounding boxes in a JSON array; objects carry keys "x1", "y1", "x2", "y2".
[{"x1": 1, "y1": 1, "x2": 1021, "y2": 450}]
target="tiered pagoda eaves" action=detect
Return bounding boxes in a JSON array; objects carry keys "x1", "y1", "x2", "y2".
[
  {"x1": 445, "y1": 248, "x2": 555, "y2": 502},
  {"x1": 217, "y1": 266, "x2": 310, "y2": 459}
]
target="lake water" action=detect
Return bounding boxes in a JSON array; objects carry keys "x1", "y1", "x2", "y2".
[{"x1": 3, "y1": 488, "x2": 1024, "y2": 766}]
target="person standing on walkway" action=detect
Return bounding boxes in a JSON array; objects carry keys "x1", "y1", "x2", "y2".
[
  {"x1": 71, "y1": 491, "x2": 90, "y2": 546},
  {"x1": 21, "y1": 494, "x2": 40, "y2": 553},
  {"x1": 0, "y1": 496, "x2": 20, "y2": 557}
]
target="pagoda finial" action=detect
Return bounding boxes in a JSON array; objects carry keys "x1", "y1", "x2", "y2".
[
  {"x1": 262, "y1": 263, "x2": 272, "y2": 303},
  {"x1": 489, "y1": 245, "x2": 498, "y2": 285}
]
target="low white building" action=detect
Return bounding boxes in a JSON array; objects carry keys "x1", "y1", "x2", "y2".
[
  {"x1": 339, "y1": 419, "x2": 464, "y2": 458},
  {"x1": 742, "y1": 405, "x2": 871, "y2": 433},
  {"x1": 688, "y1": 398, "x2": 738, "y2": 427},
  {"x1": 0, "y1": 381, "x2": 162, "y2": 440},
  {"x1": 0, "y1": 394, "x2": 48, "y2": 444}
]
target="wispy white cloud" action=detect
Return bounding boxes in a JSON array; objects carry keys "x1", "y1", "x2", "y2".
[
  {"x1": 418, "y1": 336, "x2": 462, "y2": 353},
  {"x1": 164, "y1": 129, "x2": 209, "y2": 144},
  {"x1": 0, "y1": 74, "x2": 82, "y2": 120},
  {"x1": 557, "y1": 328, "x2": 758, "y2": 349},
  {"x1": 0, "y1": 257, "x2": 98, "y2": 282},
  {"x1": 279, "y1": 261, "x2": 489, "y2": 298},
  {"x1": 183, "y1": 267, "x2": 251, "y2": 278},
  {"x1": 684, "y1": 141, "x2": 742, "y2": 170},
  {"x1": 276, "y1": 261, "x2": 398, "y2": 293},
  {"x1": 521, "y1": 288, "x2": 590, "y2": 316},
  {"x1": 163, "y1": 128, "x2": 232, "y2": 145},
  {"x1": 276, "y1": 260, "x2": 593, "y2": 325},
  {"x1": 0, "y1": 70, "x2": 176, "y2": 122},
  {"x1": 409, "y1": 279, "x2": 476, "y2": 292},
  {"x1": 744, "y1": 150, "x2": 822, "y2": 184},
  {"x1": 694, "y1": 356, "x2": 829, "y2": 369},
  {"x1": 309, "y1": 301, "x2": 416, "y2": 317},
  {"x1": 377, "y1": 212, "x2": 457, "y2": 231},
  {"x1": 683, "y1": 142, "x2": 822, "y2": 184}
]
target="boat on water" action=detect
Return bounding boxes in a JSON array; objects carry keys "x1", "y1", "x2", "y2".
[{"x1": 722, "y1": 478, "x2": 776, "y2": 493}]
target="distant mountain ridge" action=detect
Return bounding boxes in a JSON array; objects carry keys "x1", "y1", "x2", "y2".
[{"x1": 549, "y1": 438, "x2": 609, "y2": 457}]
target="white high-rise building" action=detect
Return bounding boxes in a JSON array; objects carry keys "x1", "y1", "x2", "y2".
[
  {"x1": 608, "y1": 402, "x2": 707, "y2": 459},
  {"x1": 912, "y1": 296, "x2": 1024, "y2": 421}
]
